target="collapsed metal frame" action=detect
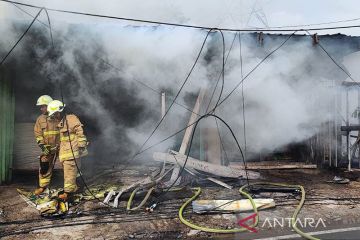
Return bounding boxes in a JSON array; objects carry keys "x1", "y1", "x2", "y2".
[
  {"x1": 158, "y1": 80, "x2": 360, "y2": 171},
  {"x1": 309, "y1": 80, "x2": 360, "y2": 170},
  {"x1": 340, "y1": 81, "x2": 360, "y2": 171}
]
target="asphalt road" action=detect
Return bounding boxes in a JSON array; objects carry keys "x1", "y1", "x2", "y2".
[{"x1": 252, "y1": 226, "x2": 360, "y2": 240}]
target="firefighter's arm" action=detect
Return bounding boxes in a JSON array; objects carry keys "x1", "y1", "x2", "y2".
[
  {"x1": 72, "y1": 116, "x2": 88, "y2": 148},
  {"x1": 34, "y1": 117, "x2": 50, "y2": 155},
  {"x1": 34, "y1": 118, "x2": 45, "y2": 145}
]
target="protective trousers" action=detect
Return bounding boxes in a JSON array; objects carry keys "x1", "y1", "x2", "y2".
[
  {"x1": 62, "y1": 159, "x2": 78, "y2": 193},
  {"x1": 38, "y1": 154, "x2": 56, "y2": 188}
]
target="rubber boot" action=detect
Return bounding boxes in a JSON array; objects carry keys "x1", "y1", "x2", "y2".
[
  {"x1": 33, "y1": 187, "x2": 46, "y2": 195},
  {"x1": 58, "y1": 192, "x2": 69, "y2": 201},
  {"x1": 58, "y1": 191, "x2": 76, "y2": 202}
]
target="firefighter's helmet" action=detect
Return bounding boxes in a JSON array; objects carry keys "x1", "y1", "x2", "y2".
[
  {"x1": 36, "y1": 95, "x2": 53, "y2": 106},
  {"x1": 47, "y1": 100, "x2": 65, "y2": 116}
]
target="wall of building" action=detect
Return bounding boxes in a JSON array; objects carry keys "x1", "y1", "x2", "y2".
[{"x1": 0, "y1": 69, "x2": 15, "y2": 184}]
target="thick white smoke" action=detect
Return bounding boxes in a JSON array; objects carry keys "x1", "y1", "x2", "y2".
[{"x1": 1, "y1": 2, "x2": 359, "y2": 163}]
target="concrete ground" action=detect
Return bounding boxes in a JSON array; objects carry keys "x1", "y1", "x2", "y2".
[{"x1": 1, "y1": 163, "x2": 360, "y2": 240}]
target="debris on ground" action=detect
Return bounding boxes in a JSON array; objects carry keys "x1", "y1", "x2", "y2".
[
  {"x1": 326, "y1": 176, "x2": 350, "y2": 184},
  {"x1": 16, "y1": 185, "x2": 119, "y2": 217},
  {"x1": 2, "y1": 166, "x2": 360, "y2": 239},
  {"x1": 192, "y1": 198, "x2": 275, "y2": 213}
]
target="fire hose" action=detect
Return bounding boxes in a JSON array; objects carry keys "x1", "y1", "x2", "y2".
[
  {"x1": 178, "y1": 183, "x2": 320, "y2": 240},
  {"x1": 127, "y1": 187, "x2": 155, "y2": 211}
]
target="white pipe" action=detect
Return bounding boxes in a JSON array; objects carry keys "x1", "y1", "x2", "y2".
[
  {"x1": 346, "y1": 89, "x2": 351, "y2": 171},
  {"x1": 161, "y1": 92, "x2": 165, "y2": 118}
]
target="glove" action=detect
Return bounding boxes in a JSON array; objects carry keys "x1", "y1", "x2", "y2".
[{"x1": 39, "y1": 144, "x2": 51, "y2": 155}]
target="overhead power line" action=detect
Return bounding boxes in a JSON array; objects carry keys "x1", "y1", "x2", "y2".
[
  {"x1": 128, "y1": 30, "x2": 297, "y2": 161},
  {"x1": 255, "y1": 17, "x2": 360, "y2": 29},
  {"x1": 3, "y1": 0, "x2": 360, "y2": 32},
  {"x1": 9, "y1": 1, "x2": 202, "y2": 117},
  {"x1": 304, "y1": 30, "x2": 360, "y2": 87},
  {"x1": 214, "y1": 31, "x2": 297, "y2": 109},
  {"x1": 0, "y1": 7, "x2": 42, "y2": 65}
]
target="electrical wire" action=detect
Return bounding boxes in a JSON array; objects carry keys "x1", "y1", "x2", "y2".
[
  {"x1": 0, "y1": 213, "x2": 176, "y2": 237},
  {"x1": 151, "y1": 114, "x2": 249, "y2": 208},
  {"x1": 213, "y1": 31, "x2": 297, "y2": 110},
  {"x1": 58, "y1": 83, "x2": 114, "y2": 207},
  {"x1": 10, "y1": 2, "x2": 49, "y2": 28},
  {"x1": 43, "y1": 19, "x2": 292, "y2": 207},
  {"x1": 211, "y1": 30, "x2": 225, "y2": 111},
  {"x1": 97, "y1": 59, "x2": 201, "y2": 116},
  {"x1": 304, "y1": 30, "x2": 360, "y2": 170},
  {"x1": 42, "y1": 16, "x2": 218, "y2": 208},
  {"x1": 205, "y1": 31, "x2": 243, "y2": 170},
  {"x1": 3, "y1": 0, "x2": 360, "y2": 33},
  {"x1": 0, "y1": 7, "x2": 42, "y2": 65},
  {"x1": 205, "y1": 32, "x2": 236, "y2": 113},
  {"x1": 4, "y1": 1, "x2": 340, "y2": 176},
  {"x1": 127, "y1": 30, "x2": 297, "y2": 162},
  {"x1": 216, "y1": 119, "x2": 230, "y2": 165},
  {"x1": 2, "y1": 4, "x2": 208, "y2": 201},
  {"x1": 176, "y1": 31, "x2": 339, "y2": 239},
  {"x1": 255, "y1": 17, "x2": 360, "y2": 29},
  {"x1": 43, "y1": 8, "x2": 54, "y2": 48},
  {"x1": 0, "y1": 9, "x2": 326, "y2": 239},
  {"x1": 0, "y1": 4, "x2": 344, "y2": 239},
  {"x1": 3, "y1": 2, "x2": 329, "y2": 190},
  {"x1": 147, "y1": 32, "x2": 296, "y2": 207},
  {"x1": 139, "y1": 32, "x2": 351, "y2": 176},
  {"x1": 202, "y1": 29, "x2": 232, "y2": 166},
  {"x1": 9, "y1": 2, "x2": 201, "y2": 117},
  {"x1": 148, "y1": 28, "x2": 229, "y2": 206},
  {"x1": 42, "y1": 9, "x2": 111, "y2": 205},
  {"x1": 147, "y1": 29, "x2": 229, "y2": 207},
  {"x1": 134, "y1": 29, "x2": 213, "y2": 156},
  {"x1": 111, "y1": 29, "x2": 221, "y2": 174},
  {"x1": 203, "y1": 31, "x2": 236, "y2": 166},
  {"x1": 41, "y1": 9, "x2": 107, "y2": 206},
  {"x1": 180, "y1": 112, "x2": 250, "y2": 216},
  {"x1": 305, "y1": 30, "x2": 360, "y2": 86},
  {"x1": 2, "y1": 1, "x2": 319, "y2": 222},
  {"x1": 239, "y1": 32, "x2": 248, "y2": 163}
]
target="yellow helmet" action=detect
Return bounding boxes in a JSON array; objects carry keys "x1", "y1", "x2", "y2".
[
  {"x1": 36, "y1": 95, "x2": 53, "y2": 106},
  {"x1": 47, "y1": 100, "x2": 65, "y2": 116}
]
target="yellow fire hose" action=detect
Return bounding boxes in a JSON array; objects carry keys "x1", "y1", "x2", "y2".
[
  {"x1": 127, "y1": 187, "x2": 155, "y2": 211},
  {"x1": 178, "y1": 183, "x2": 320, "y2": 240},
  {"x1": 127, "y1": 186, "x2": 187, "y2": 211}
]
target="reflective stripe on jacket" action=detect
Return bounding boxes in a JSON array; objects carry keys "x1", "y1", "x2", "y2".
[
  {"x1": 34, "y1": 114, "x2": 60, "y2": 147},
  {"x1": 58, "y1": 114, "x2": 88, "y2": 162}
]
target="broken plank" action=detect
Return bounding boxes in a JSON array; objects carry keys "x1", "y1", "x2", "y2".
[
  {"x1": 192, "y1": 199, "x2": 275, "y2": 213},
  {"x1": 229, "y1": 162, "x2": 317, "y2": 170},
  {"x1": 166, "y1": 89, "x2": 205, "y2": 187},
  {"x1": 153, "y1": 151, "x2": 260, "y2": 179},
  {"x1": 184, "y1": 167, "x2": 233, "y2": 189},
  {"x1": 179, "y1": 89, "x2": 205, "y2": 154},
  {"x1": 206, "y1": 177, "x2": 233, "y2": 189}
]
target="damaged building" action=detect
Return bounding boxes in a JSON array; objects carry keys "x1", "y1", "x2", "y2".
[
  {"x1": 2, "y1": 4, "x2": 360, "y2": 239},
  {"x1": 2, "y1": 31, "x2": 360, "y2": 180}
]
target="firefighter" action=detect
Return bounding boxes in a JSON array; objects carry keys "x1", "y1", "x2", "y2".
[
  {"x1": 47, "y1": 100, "x2": 88, "y2": 201},
  {"x1": 33, "y1": 95, "x2": 60, "y2": 195}
]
